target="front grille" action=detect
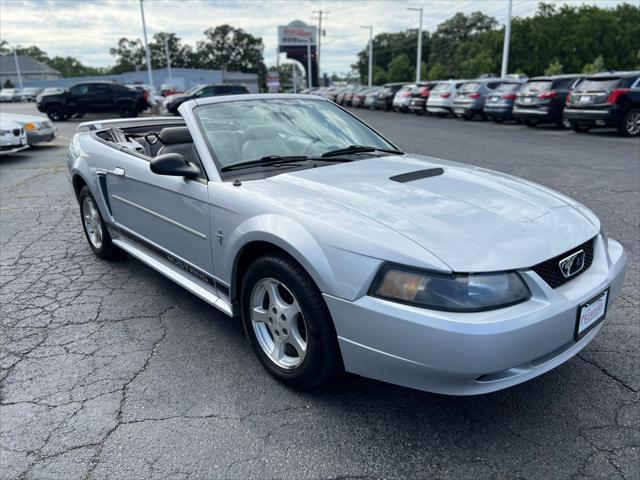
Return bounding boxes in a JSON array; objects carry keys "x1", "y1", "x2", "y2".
[
  {"x1": 531, "y1": 238, "x2": 594, "y2": 288},
  {"x1": 13, "y1": 128, "x2": 20, "y2": 136}
]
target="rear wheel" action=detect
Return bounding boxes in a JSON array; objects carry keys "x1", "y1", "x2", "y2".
[
  {"x1": 117, "y1": 103, "x2": 134, "y2": 118},
  {"x1": 618, "y1": 109, "x2": 640, "y2": 137},
  {"x1": 570, "y1": 121, "x2": 591, "y2": 133},
  {"x1": 78, "y1": 187, "x2": 122, "y2": 260},
  {"x1": 46, "y1": 105, "x2": 66, "y2": 122},
  {"x1": 557, "y1": 117, "x2": 571, "y2": 129},
  {"x1": 241, "y1": 253, "x2": 341, "y2": 389},
  {"x1": 493, "y1": 116, "x2": 505, "y2": 123}
]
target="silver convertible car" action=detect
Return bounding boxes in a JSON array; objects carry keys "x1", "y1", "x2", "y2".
[{"x1": 67, "y1": 94, "x2": 626, "y2": 395}]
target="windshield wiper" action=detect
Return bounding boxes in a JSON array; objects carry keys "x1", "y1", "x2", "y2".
[
  {"x1": 220, "y1": 155, "x2": 352, "y2": 172},
  {"x1": 321, "y1": 145, "x2": 404, "y2": 158}
]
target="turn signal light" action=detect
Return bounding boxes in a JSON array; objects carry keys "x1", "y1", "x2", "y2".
[
  {"x1": 468, "y1": 92, "x2": 481, "y2": 99},
  {"x1": 24, "y1": 123, "x2": 37, "y2": 131},
  {"x1": 440, "y1": 92, "x2": 451, "y2": 98}
]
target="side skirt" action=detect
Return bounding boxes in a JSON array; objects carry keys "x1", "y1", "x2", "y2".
[{"x1": 111, "y1": 234, "x2": 234, "y2": 317}]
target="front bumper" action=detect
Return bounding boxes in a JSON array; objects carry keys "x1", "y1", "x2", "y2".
[
  {"x1": 324, "y1": 236, "x2": 626, "y2": 395},
  {"x1": 26, "y1": 128, "x2": 57, "y2": 145}
]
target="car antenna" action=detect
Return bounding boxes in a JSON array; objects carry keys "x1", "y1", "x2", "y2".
[{"x1": 233, "y1": 179, "x2": 242, "y2": 187}]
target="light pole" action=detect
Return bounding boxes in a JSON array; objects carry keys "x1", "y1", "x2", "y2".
[
  {"x1": 408, "y1": 7, "x2": 423, "y2": 83},
  {"x1": 164, "y1": 36, "x2": 173, "y2": 88},
  {"x1": 139, "y1": 0, "x2": 154, "y2": 89},
  {"x1": 13, "y1": 49, "x2": 23, "y2": 89},
  {"x1": 360, "y1": 25, "x2": 373, "y2": 87},
  {"x1": 313, "y1": 10, "x2": 328, "y2": 86},
  {"x1": 501, "y1": 0, "x2": 513, "y2": 78}
]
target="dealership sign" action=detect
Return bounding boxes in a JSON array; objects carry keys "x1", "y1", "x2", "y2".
[{"x1": 278, "y1": 20, "x2": 317, "y2": 47}]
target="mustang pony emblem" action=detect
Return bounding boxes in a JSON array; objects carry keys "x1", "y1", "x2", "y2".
[{"x1": 559, "y1": 250, "x2": 586, "y2": 278}]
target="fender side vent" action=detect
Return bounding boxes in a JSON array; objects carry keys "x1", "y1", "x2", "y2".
[
  {"x1": 97, "y1": 173, "x2": 112, "y2": 214},
  {"x1": 390, "y1": 168, "x2": 444, "y2": 183}
]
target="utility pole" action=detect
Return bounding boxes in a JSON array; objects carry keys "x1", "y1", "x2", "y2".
[
  {"x1": 360, "y1": 25, "x2": 373, "y2": 87},
  {"x1": 312, "y1": 10, "x2": 328, "y2": 85},
  {"x1": 307, "y1": 38, "x2": 313, "y2": 89},
  {"x1": 13, "y1": 49, "x2": 23, "y2": 89},
  {"x1": 408, "y1": 7, "x2": 423, "y2": 83},
  {"x1": 292, "y1": 63, "x2": 297, "y2": 93},
  {"x1": 501, "y1": 0, "x2": 513, "y2": 78},
  {"x1": 164, "y1": 36, "x2": 173, "y2": 88},
  {"x1": 139, "y1": 0, "x2": 154, "y2": 89}
]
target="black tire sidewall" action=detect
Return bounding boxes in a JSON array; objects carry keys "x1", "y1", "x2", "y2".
[
  {"x1": 118, "y1": 103, "x2": 133, "y2": 117},
  {"x1": 620, "y1": 109, "x2": 640, "y2": 137},
  {"x1": 240, "y1": 254, "x2": 340, "y2": 388},
  {"x1": 47, "y1": 105, "x2": 65, "y2": 122},
  {"x1": 78, "y1": 187, "x2": 119, "y2": 259}
]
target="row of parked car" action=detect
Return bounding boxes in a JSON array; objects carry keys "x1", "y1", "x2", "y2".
[
  {"x1": 306, "y1": 71, "x2": 640, "y2": 137},
  {"x1": 0, "y1": 87, "x2": 64, "y2": 103},
  {"x1": 0, "y1": 111, "x2": 58, "y2": 156}
]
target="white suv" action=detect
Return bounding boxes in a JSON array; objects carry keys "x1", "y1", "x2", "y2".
[{"x1": 427, "y1": 80, "x2": 468, "y2": 116}]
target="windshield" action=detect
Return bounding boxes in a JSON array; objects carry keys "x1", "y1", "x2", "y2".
[
  {"x1": 195, "y1": 98, "x2": 395, "y2": 169},
  {"x1": 521, "y1": 81, "x2": 552, "y2": 92},
  {"x1": 574, "y1": 78, "x2": 620, "y2": 92},
  {"x1": 431, "y1": 83, "x2": 450, "y2": 93},
  {"x1": 184, "y1": 85, "x2": 203, "y2": 96},
  {"x1": 495, "y1": 83, "x2": 521, "y2": 93},
  {"x1": 460, "y1": 82, "x2": 480, "y2": 92}
]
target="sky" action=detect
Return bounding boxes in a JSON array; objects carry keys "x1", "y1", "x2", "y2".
[{"x1": 0, "y1": 0, "x2": 632, "y2": 75}]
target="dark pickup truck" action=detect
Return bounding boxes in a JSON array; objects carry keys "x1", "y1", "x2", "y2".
[{"x1": 37, "y1": 82, "x2": 147, "y2": 121}]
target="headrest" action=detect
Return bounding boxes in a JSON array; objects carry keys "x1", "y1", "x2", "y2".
[
  {"x1": 159, "y1": 127, "x2": 192, "y2": 144},
  {"x1": 243, "y1": 125, "x2": 282, "y2": 140}
]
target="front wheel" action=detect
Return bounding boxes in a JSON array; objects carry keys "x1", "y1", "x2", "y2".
[
  {"x1": 117, "y1": 103, "x2": 134, "y2": 118},
  {"x1": 618, "y1": 109, "x2": 640, "y2": 137},
  {"x1": 241, "y1": 253, "x2": 341, "y2": 389},
  {"x1": 46, "y1": 105, "x2": 67, "y2": 122},
  {"x1": 78, "y1": 187, "x2": 123, "y2": 260}
]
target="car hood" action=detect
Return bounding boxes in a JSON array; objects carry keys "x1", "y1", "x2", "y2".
[
  {"x1": 0, "y1": 118, "x2": 22, "y2": 129},
  {"x1": 269, "y1": 155, "x2": 599, "y2": 272}
]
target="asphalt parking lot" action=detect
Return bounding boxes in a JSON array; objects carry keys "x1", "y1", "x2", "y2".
[{"x1": 1, "y1": 102, "x2": 638, "y2": 480}]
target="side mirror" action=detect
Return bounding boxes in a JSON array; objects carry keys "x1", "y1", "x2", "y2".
[{"x1": 150, "y1": 153, "x2": 200, "y2": 179}]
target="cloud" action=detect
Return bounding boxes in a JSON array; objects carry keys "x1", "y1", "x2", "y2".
[{"x1": 0, "y1": 0, "x2": 629, "y2": 74}]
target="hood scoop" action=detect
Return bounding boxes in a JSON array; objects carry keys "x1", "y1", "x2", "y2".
[{"x1": 390, "y1": 168, "x2": 444, "y2": 183}]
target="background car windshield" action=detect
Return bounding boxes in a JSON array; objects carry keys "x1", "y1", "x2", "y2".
[
  {"x1": 521, "y1": 81, "x2": 552, "y2": 92},
  {"x1": 495, "y1": 83, "x2": 521, "y2": 92},
  {"x1": 431, "y1": 83, "x2": 450, "y2": 93},
  {"x1": 195, "y1": 98, "x2": 395, "y2": 168},
  {"x1": 460, "y1": 82, "x2": 480, "y2": 92},
  {"x1": 574, "y1": 78, "x2": 620, "y2": 92}
]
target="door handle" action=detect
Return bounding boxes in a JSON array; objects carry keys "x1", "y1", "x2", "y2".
[{"x1": 112, "y1": 167, "x2": 125, "y2": 176}]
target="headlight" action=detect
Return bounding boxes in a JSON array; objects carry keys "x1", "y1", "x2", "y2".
[
  {"x1": 24, "y1": 122, "x2": 38, "y2": 131},
  {"x1": 370, "y1": 265, "x2": 531, "y2": 312}
]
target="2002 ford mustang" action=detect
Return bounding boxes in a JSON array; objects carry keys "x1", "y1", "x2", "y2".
[{"x1": 67, "y1": 94, "x2": 626, "y2": 395}]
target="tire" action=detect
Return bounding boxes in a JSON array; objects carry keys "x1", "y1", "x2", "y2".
[
  {"x1": 241, "y1": 253, "x2": 342, "y2": 389},
  {"x1": 570, "y1": 121, "x2": 591, "y2": 133},
  {"x1": 523, "y1": 119, "x2": 537, "y2": 128},
  {"x1": 78, "y1": 187, "x2": 122, "y2": 260},
  {"x1": 118, "y1": 103, "x2": 134, "y2": 118},
  {"x1": 618, "y1": 108, "x2": 640, "y2": 137},
  {"x1": 557, "y1": 117, "x2": 571, "y2": 129},
  {"x1": 493, "y1": 116, "x2": 505, "y2": 124},
  {"x1": 46, "y1": 105, "x2": 66, "y2": 122}
]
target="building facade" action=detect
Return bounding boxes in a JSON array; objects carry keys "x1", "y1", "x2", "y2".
[{"x1": 0, "y1": 55, "x2": 62, "y2": 85}]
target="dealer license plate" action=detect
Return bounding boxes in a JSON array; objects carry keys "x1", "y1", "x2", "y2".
[{"x1": 576, "y1": 288, "x2": 609, "y2": 339}]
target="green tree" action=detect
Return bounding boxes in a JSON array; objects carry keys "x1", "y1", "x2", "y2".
[
  {"x1": 373, "y1": 66, "x2": 388, "y2": 85},
  {"x1": 109, "y1": 38, "x2": 146, "y2": 73},
  {"x1": 48, "y1": 57, "x2": 105, "y2": 77},
  {"x1": 3, "y1": 79, "x2": 14, "y2": 88},
  {"x1": 582, "y1": 55, "x2": 605, "y2": 74},
  {"x1": 428, "y1": 63, "x2": 448, "y2": 80},
  {"x1": 149, "y1": 32, "x2": 195, "y2": 69},
  {"x1": 387, "y1": 54, "x2": 413, "y2": 82},
  {"x1": 544, "y1": 59, "x2": 564, "y2": 75},
  {"x1": 353, "y1": 29, "x2": 430, "y2": 84}
]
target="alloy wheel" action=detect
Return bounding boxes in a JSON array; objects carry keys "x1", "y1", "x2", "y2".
[
  {"x1": 250, "y1": 278, "x2": 308, "y2": 369},
  {"x1": 626, "y1": 111, "x2": 640, "y2": 136},
  {"x1": 82, "y1": 196, "x2": 103, "y2": 249}
]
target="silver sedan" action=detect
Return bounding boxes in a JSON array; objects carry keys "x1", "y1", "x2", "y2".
[{"x1": 66, "y1": 94, "x2": 626, "y2": 395}]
